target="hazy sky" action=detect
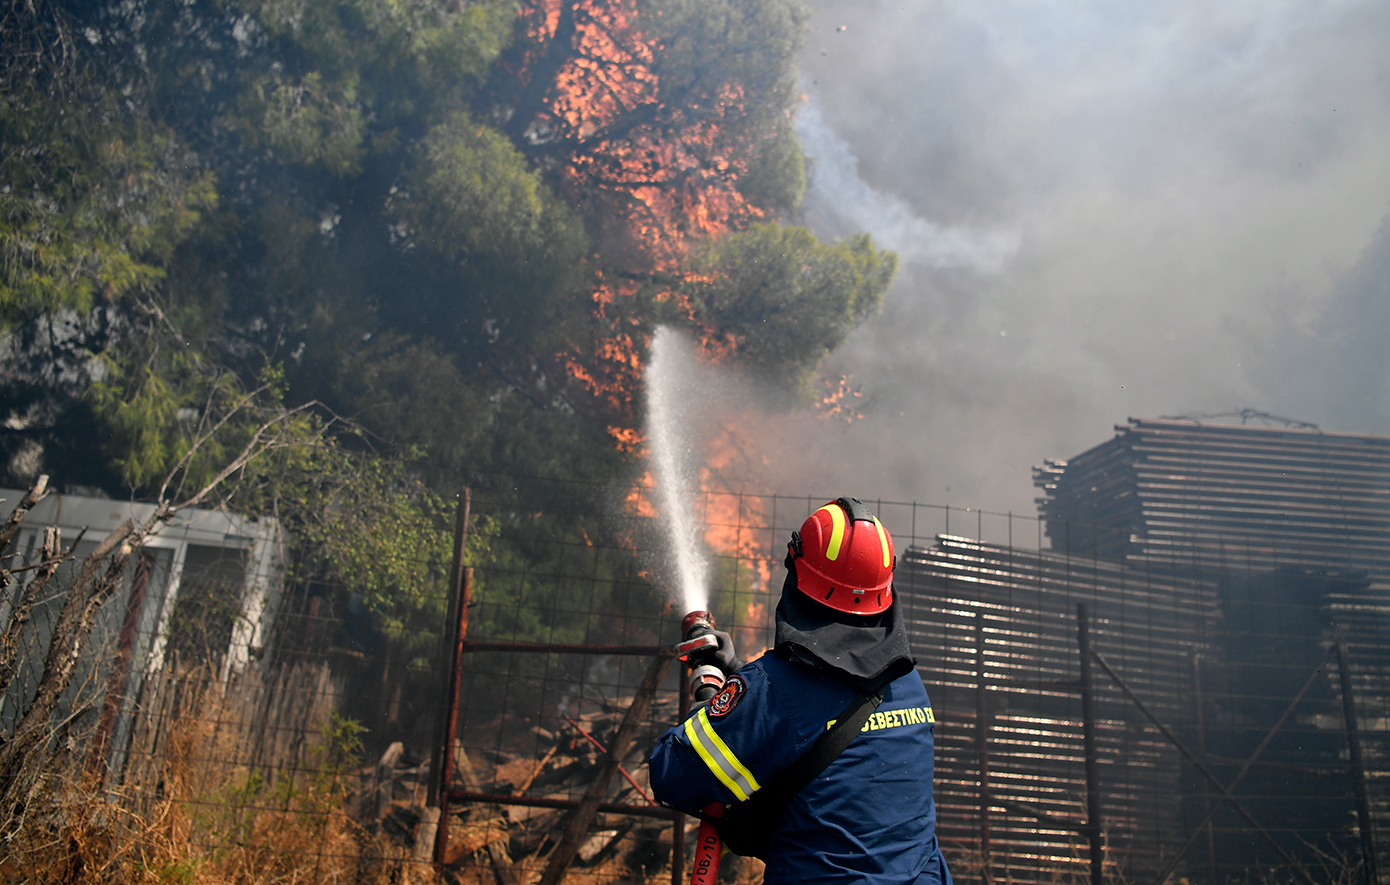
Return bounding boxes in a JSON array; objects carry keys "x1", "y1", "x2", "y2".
[{"x1": 766, "y1": 0, "x2": 1390, "y2": 518}]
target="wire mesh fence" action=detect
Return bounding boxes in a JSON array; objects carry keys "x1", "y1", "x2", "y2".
[{"x1": 2, "y1": 478, "x2": 1388, "y2": 885}]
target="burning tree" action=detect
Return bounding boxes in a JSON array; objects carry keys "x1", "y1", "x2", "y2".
[
  {"x1": 490, "y1": 0, "x2": 895, "y2": 414},
  {"x1": 2, "y1": 0, "x2": 893, "y2": 488},
  {"x1": 497, "y1": 0, "x2": 805, "y2": 257}
]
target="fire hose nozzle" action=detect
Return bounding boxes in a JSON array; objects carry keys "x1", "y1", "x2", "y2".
[
  {"x1": 681, "y1": 610, "x2": 716, "y2": 637},
  {"x1": 676, "y1": 633, "x2": 718, "y2": 659},
  {"x1": 689, "y1": 663, "x2": 725, "y2": 701},
  {"x1": 678, "y1": 610, "x2": 724, "y2": 703}
]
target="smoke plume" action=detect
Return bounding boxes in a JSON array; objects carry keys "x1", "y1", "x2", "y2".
[
  {"x1": 795, "y1": 98, "x2": 1019, "y2": 274},
  {"x1": 763, "y1": 0, "x2": 1390, "y2": 520}
]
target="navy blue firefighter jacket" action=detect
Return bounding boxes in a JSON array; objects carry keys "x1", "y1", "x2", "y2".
[{"x1": 649, "y1": 651, "x2": 952, "y2": 885}]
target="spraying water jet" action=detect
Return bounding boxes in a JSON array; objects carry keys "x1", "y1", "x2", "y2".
[
  {"x1": 645, "y1": 327, "x2": 729, "y2": 885},
  {"x1": 645, "y1": 326, "x2": 712, "y2": 614},
  {"x1": 645, "y1": 327, "x2": 731, "y2": 703}
]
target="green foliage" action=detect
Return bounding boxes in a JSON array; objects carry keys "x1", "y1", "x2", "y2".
[
  {"x1": 237, "y1": 440, "x2": 494, "y2": 669},
  {"x1": 237, "y1": 72, "x2": 368, "y2": 175},
  {"x1": 468, "y1": 524, "x2": 593, "y2": 647},
  {"x1": 400, "y1": 112, "x2": 581, "y2": 263},
  {"x1": 0, "y1": 90, "x2": 216, "y2": 325},
  {"x1": 232, "y1": 0, "x2": 516, "y2": 176},
  {"x1": 328, "y1": 334, "x2": 495, "y2": 466},
  {"x1": 317, "y1": 710, "x2": 366, "y2": 779},
  {"x1": 87, "y1": 349, "x2": 321, "y2": 496},
  {"x1": 1, "y1": 0, "x2": 898, "y2": 754},
  {"x1": 384, "y1": 112, "x2": 591, "y2": 365},
  {"x1": 212, "y1": 771, "x2": 265, "y2": 846},
  {"x1": 644, "y1": 0, "x2": 809, "y2": 135},
  {"x1": 87, "y1": 354, "x2": 192, "y2": 489},
  {"x1": 151, "y1": 858, "x2": 205, "y2": 885},
  {"x1": 683, "y1": 224, "x2": 898, "y2": 399},
  {"x1": 738, "y1": 122, "x2": 807, "y2": 215},
  {"x1": 181, "y1": 768, "x2": 265, "y2": 859},
  {"x1": 166, "y1": 580, "x2": 245, "y2": 667},
  {"x1": 296, "y1": 454, "x2": 456, "y2": 640},
  {"x1": 246, "y1": 0, "x2": 514, "y2": 122}
]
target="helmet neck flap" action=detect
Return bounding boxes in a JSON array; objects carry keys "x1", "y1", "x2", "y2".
[{"x1": 773, "y1": 566, "x2": 916, "y2": 692}]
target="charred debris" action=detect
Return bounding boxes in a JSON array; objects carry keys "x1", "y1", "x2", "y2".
[{"x1": 368, "y1": 688, "x2": 728, "y2": 884}]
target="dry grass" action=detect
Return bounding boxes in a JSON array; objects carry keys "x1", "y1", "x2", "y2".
[
  {"x1": 0, "y1": 663, "x2": 710, "y2": 885},
  {"x1": 0, "y1": 678, "x2": 440, "y2": 885}
]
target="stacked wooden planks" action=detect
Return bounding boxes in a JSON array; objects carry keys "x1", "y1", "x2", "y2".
[
  {"x1": 1034, "y1": 418, "x2": 1390, "y2": 578},
  {"x1": 897, "y1": 535, "x2": 1219, "y2": 884},
  {"x1": 1016, "y1": 417, "x2": 1390, "y2": 882}
]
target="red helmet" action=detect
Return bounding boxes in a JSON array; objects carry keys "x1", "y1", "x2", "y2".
[{"x1": 788, "y1": 497, "x2": 895, "y2": 614}]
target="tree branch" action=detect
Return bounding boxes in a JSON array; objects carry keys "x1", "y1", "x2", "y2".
[
  {"x1": 154, "y1": 380, "x2": 276, "y2": 503},
  {"x1": 0, "y1": 520, "x2": 133, "y2": 790},
  {"x1": 0, "y1": 474, "x2": 49, "y2": 552},
  {"x1": 174, "y1": 399, "x2": 326, "y2": 511},
  {"x1": 0, "y1": 525, "x2": 72, "y2": 700}
]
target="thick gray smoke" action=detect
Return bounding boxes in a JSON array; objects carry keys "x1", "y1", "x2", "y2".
[
  {"x1": 795, "y1": 100, "x2": 1020, "y2": 273},
  {"x1": 770, "y1": 0, "x2": 1390, "y2": 518}
]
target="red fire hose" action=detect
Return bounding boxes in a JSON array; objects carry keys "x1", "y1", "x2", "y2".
[
  {"x1": 689, "y1": 804, "x2": 725, "y2": 885},
  {"x1": 678, "y1": 611, "x2": 728, "y2": 885}
]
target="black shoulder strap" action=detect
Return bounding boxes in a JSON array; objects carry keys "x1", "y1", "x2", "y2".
[
  {"x1": 759, "y1": 689, "x2": 883, "y2": 803},
  {"x1": 706, "y1": 689, "x2": 887, "y2": 858}
]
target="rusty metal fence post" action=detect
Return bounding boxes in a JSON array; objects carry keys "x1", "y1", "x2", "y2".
[
  {"x1": 87, "y1": 552, "x2": 155, "y2": 781},
  {"x1": 431, "y1": 488, "x2": 472, "y2": 862}
]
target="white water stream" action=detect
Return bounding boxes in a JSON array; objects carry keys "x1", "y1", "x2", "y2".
[{"x1": 645, "y1": 326, "x2": 710, "y2": 614}]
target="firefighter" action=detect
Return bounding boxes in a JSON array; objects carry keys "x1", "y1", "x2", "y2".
[{"x1": 650, "y1": 497, "x2": 953, "y2": 885}]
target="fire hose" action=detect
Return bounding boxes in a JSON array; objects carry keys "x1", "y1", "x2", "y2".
[{"x1": 676, "y1": 610, "x2": 729, "y2": 885}]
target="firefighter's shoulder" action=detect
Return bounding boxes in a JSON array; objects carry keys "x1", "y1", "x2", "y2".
[{"x1": 662, "y1": 660, "x2": 799, "y2": 804}]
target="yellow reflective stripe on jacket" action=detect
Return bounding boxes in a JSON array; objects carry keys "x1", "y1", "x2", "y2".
[
  {"x1": 820, "y1": 505, "x2": 846, "y2": 561},
  {"x1": 683, "y1": 708, "x2": 762, "y2": 801}
]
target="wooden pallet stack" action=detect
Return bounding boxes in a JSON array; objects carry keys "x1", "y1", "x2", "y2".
[
  {"x1": 1035, "y1": 418, "x2": 1390, "y2": 878},
  {"x1": 897, "y1": 535, "x2": 1218, "y2": 884},
  {"x1": 898, "y1": 417, "x2": 1390, "y2": 884},
  {"x1": 1033, "y1": 417, "x2": 1390, "y2": 577}
]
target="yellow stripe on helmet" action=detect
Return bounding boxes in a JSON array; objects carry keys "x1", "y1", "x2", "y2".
[
  {"x1": 872, "y1": 516, "x2": 891, "y2": 569},
  {"x1": 818, "y1": 504, "x2": 847, "y2": 561}
]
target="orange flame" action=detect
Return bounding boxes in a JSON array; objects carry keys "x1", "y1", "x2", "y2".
[
  {"x1": 515, "y1": 0, "x2": 771, "y2": 412},
  {"x1": 696, "y1": 411, "x2": 781, "y2": 655},
  {"x1": 624, "y1": 469, "x2": 659, "y2": 519},
  {"x1": 818, "y1": 375, "x2": 865, "y2": 424},
  {"x1": 517, "y1": 2, "x2": 795, "y2": 649}
]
